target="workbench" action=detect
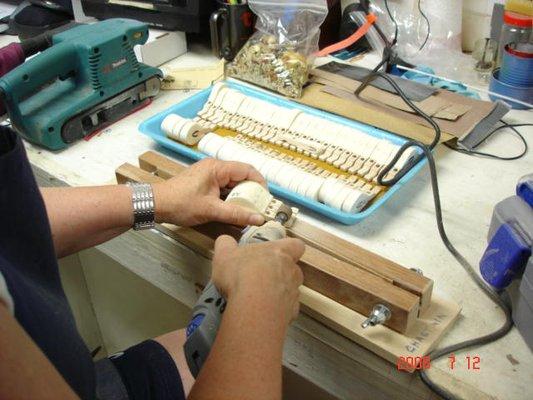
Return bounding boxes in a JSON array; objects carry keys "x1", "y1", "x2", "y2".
[{"x1": 18, "y1": 44, "x2": 533, "y2": 399}]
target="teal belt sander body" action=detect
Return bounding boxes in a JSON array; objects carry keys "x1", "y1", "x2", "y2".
[{"x1": 0, "y1": 19, "x2": 162, "y2": 150}]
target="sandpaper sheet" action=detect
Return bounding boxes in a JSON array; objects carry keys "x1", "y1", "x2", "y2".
[
  {"x1": 314, "y1": 78, "x2": 471, "y2": 121},
  {"x1": 459, "y1": 101, "x2": 511, "y2": 149},
  {"x1": 321, "y1": 84, "x2": 474, "y2": 125},
  {"x1": 297, "y1": 83, "x2": 458, "y2": 144},
  {"x1": 317, "y1": 61, "x2": 437, "y2": 101},
  {"x1": 311, "y1": 76, "x2": 444, "y2": 116},
  {"x1": 310, "y1": 69, "x2": 470, "y2": 121},
  {"x1": 436, "y1": 103, "x2": 472, "y2": 120},
  {"x1": 315, "y1": 83, "x2": 496, "y2": 142}
]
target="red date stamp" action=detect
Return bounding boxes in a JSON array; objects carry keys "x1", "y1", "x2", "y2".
[
  {"x1": 397, "y1": 355, "x2": 431, "y2": 371},
  {"x1": 448, "y1": 354, "x2": 481, "y2": 371},
  {"x1": 396, "y1": 354, "x2": 481, "y2": 372}
]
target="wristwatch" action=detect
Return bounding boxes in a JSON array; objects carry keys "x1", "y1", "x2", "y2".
[{"x1": 127, "y1": 182, "x2": 156, "y2": 230}]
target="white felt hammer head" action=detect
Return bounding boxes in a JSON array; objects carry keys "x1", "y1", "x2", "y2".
[
  {"x1": 202, "y1": 134, "x2": 227, "y2": 158},
  {"x1": 178, "y1": 121, "x2": 204, "y2": 145},
  {"x1": 169, "y1": 118, "x2": 190, "y2": 139},
  {"x1": 209, "y1": 82, "x2": 227, "y2": 103},
  {"x1": 197, "y1": 132, "x2": 216, "y2": 153},
  {"x1": 305, "y1": 177, "x2": 324, "y2": 201},
  {"x1": 342, "y1": 189, "x2": 370, "y2": 214},
  {"x1": 161, "y1": 114, "x2": 184, "y2": 136}
]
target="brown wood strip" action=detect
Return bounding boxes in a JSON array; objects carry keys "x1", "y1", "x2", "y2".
[
  {"x1": 301, "y1": 246, "x2": 419, "y2": 332},
  {"x1": 139, "y1": 151, "x2": 187, "y2": 179},
  {"x1": 290, "y1": 220, "x2": 433, "y2": 313},
  {"x1": 116, "y1": 163, "x2": 163, "y2": 184}
]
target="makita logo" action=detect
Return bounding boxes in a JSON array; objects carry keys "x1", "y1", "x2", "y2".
[
  {"x1": 102, "y1": 58, "x2": 127, "y2": 73},
  {"x1": 112, "y1": 58, "x2": 127, "y2": 68}
]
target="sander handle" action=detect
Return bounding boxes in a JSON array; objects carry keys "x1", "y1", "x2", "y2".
[{"x1": 0, "y1": 41, "x2": 78, "y2": 123}]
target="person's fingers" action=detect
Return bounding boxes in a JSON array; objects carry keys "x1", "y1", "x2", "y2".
[
  {"x1": 209, "y1": 199, "x2": 265, "y2": 226},
  {"x1": 214, "y1": 161, "x2": 267, "y2": 188},
  {"x1": 292, "y1": 301, "x2": 301, "y2": 321},
  {"x1": 273, "y1": 238, "x2": 306, "y2": 262},
  {"x1": 214, "y1": 235, "x2": 238, "y2": 256},
  {"x1": 295, "y1": 265, "x2": 304, "y2": 287}
]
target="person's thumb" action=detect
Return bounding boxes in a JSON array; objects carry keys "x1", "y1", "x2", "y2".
[
  {"x1": 214, "y1": 234, "x2": 238, "y2": 256},
  {"x1": 210, "y1": 199, "x2": 264, "y2": 226}
]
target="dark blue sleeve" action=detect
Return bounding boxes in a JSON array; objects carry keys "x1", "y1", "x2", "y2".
[{"x1": 0, "y1": 126, "x2": 96, "y2": 399}]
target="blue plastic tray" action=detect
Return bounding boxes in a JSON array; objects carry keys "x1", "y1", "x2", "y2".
[{"x1": 139, "y1": 81, "x2": 425, "y2": 225}]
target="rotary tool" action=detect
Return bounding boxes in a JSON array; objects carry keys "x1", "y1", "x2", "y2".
[{"x1": 184, "y1": 181, "x2": 295, "y2": 377}]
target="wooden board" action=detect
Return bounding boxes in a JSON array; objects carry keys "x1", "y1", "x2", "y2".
[
  {"x1": 300, "y1": 287, "x2": 461, "y2": 370},
  {"x1": 168, "y1": 223, "x2": 459, "y2": 370},
  {"x1": 138, "y1": 150, "x2": 185, "y2": 179},
  {"x1": 147, "y1": 213, "x2": 460, "y2": 370},
  {"x1": 138, "y1": 150, "x2": 433, "y2": 312},
  {"x1": 300, "y1": 246, "x2": 419, "y2": 333},
  {"x1": 117, "y1": 162, "x2": 421, "y2": 333}
]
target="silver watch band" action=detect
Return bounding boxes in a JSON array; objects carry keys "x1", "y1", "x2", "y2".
[{"x1": 127, "y1": 182, "x2": 156, "y2": 230}]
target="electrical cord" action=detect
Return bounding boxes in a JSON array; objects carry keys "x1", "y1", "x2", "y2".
[
  {"x1": 417, "y1": 0, "x2": 431, "y2": 51},
  {"x1": 417, "y1": 142, "x2": 513, "y2": 400},
  {"x1": 355, "y1": 64, "x2": 514, "y2": 400},
  {"x1": 445, "y1": 121, "x2": 531, "y2": 161},
  {"x1": 383, "y1": 0, "x2": 398, "y2": 45},
  {"x1": 383, "y1": 0, "x2": 430, "y2": 51},
  {"x1": 355, "y1": 70, "x2": 441, "y2": 186}
]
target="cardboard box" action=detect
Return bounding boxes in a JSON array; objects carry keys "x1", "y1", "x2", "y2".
[{"x1": 134, "y1": 30, "x2": 187, "y2": 67}]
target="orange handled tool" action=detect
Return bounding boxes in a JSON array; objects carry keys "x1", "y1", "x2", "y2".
[{"x1": 316, "y1": 13, "x2": 377, "y2": 58}]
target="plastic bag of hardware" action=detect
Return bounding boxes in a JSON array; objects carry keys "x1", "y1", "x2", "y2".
[{"x1": 226, "y1": 0, "x2": 328, "y2": 98}]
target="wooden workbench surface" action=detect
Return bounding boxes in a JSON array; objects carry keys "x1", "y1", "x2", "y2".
[{"x1": 18, "y1": 45, "x2": 533, "y2": 399}]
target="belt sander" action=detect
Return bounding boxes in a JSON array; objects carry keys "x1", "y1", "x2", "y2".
[{"x1": 0, "y1": 19, "x2": 162, "y2": 150}]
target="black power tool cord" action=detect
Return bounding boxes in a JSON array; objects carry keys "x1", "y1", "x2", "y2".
[
  {"x1": 354, "y1": 65, "x2": 516, "y2": 400},
  {"x1": 355, "y1": 70, "x2": 440, "y2": 186},
  {"x1": 445, "y1": 121, "x2": 531, "y2": 161},
  {"x1": 417, "y1": 0, "x2": 431, "y2": 51},
  {"x1": 383, "y1": 0, "x2": 431, "y2": 51},
  {"x1": 383, "y1": 0, "x2": 398, "y2": 45}
]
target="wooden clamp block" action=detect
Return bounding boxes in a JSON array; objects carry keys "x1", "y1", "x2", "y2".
[
  {"x1": 148, "y1": 219, "x2": 460, "y2": 371},
  {"x1": 290, "y1": 221, "x2": 433, "y2": 312},
  {"x1": 136, "y1": 151, "x2": 433, "y2": 312},
  {"x1": 116, "y1": 152, "x2": 427, "y2": 333}
]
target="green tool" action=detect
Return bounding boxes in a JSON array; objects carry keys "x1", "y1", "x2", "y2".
[{"x1": 0, "y1": 19, "x2": 162, "y2": 150}]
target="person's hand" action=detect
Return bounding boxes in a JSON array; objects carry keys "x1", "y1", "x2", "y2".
[
  {"x1": 211, "y1": 235, "x2": 305, "y2": 325},
  {"x1": 152, "y1": 158, "x2": 266, "y2": 227}
]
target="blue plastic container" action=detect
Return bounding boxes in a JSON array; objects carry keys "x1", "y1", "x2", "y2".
[
  {"x1": 139, "y1": 81, "x2": 426, "y2": 225},
  {"x1": 490, "y1": 68, "x2": 533, "y2": 110},
  {"x1": 500, "y1": 45, "x2": 533, "y2": 87}
]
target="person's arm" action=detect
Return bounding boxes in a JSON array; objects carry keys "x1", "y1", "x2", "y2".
[
  {"x1": 41, "y1": 185, "x2": 133, "y2": 258},
  {"x1": 189, "y1": 235, "x2": 305, "y2": 400},
  {"x1": 42, "y1": 159, "x2": 266, "y2": 258},
  {"x1": 0, "y1": 302, "x2": 79, "y2": 400}
]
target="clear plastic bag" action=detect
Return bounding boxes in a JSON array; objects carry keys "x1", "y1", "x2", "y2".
[
  {"x1": 227, "y1": 0, "x2": 328, "y2": 98},
  {"x1": 367, "y1": 0, "x2": 473, "y2": 81}
]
